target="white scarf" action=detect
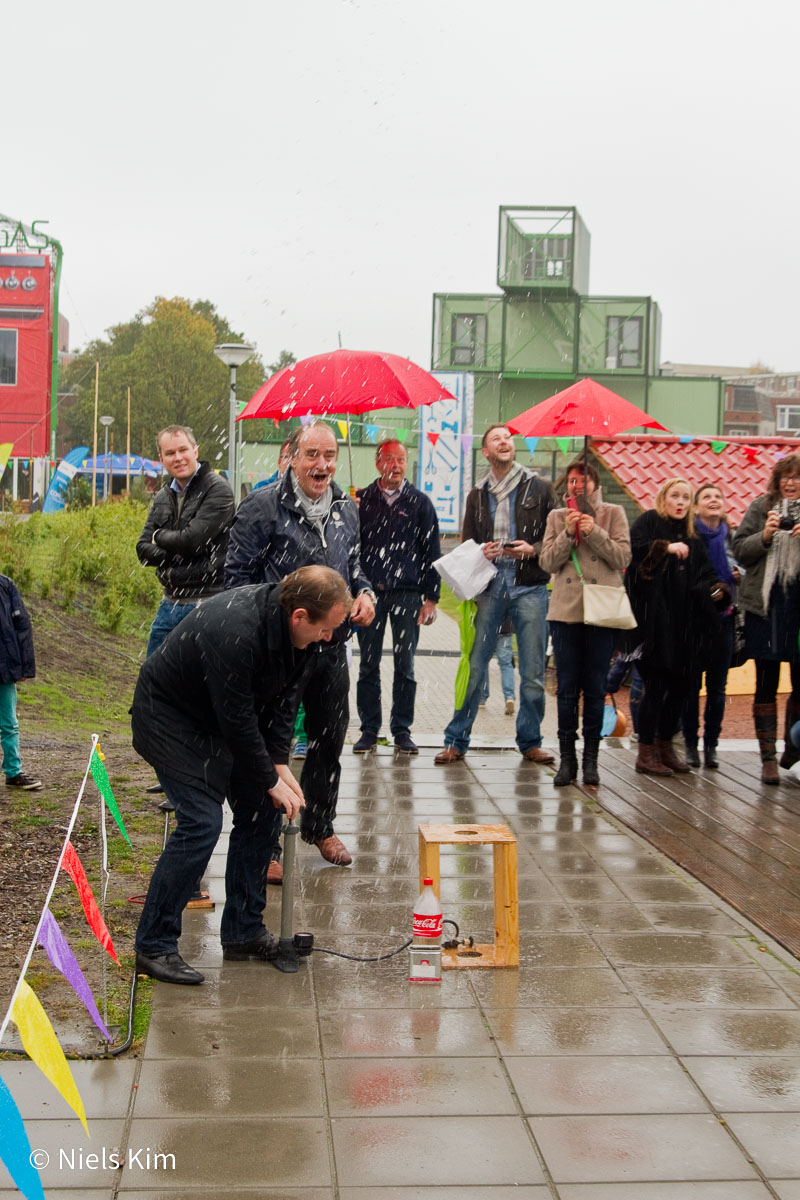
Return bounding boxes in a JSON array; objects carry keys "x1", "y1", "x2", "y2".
[{"x1": 487, "y1": 462, "x2": 526, "y2": 544}]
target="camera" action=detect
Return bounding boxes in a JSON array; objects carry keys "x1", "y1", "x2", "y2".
[{"x1": 776, "y1": 499, "x2": 800, "y2": 531}]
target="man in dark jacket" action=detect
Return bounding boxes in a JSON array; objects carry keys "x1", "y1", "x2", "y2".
[
  {"x1": 436, "y1": 423, "x2": 557, "y2": 765},
  {"x1": 136, "y1": 425, "x2": 235, "y2": 655},
  {"x1": 0, "y1": 574, "x2": 41, "y2": 791},
  {"x1": 132, "y1": 565, "x2": 352, "y2": 985},
  {"x1": 225, "y1": 422, "x2": 375, "y2": 868},
  {"x1": 354, "y1": 439, "x2": 441, "y2": 754}
]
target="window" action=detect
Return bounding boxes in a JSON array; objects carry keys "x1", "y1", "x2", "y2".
[
  {"x1": 0, "y1": 329, "x2": 16, "y2": 385},
  {"x1": 731, "y1": 386, "x2": 757, "y2": 411},
  {"x1": 451, "y1": 314, "x2": 487, "y2": 367},
  {"x1": 606, "y1": 316, "x2": 643, "y2": 369},
  {"x1": 523, "y1": 236, "x2": 570, "y2": 283},
  {"x1": 777, "y1": 406, "x2": 800, "y2": 431},
  {"x1": 0, "y1": 308, "x2": 43, "y2": 322}
]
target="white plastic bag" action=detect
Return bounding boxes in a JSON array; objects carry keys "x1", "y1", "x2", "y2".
[{"x1": 433, "y1": 539, "x2": 497, "y2": 602}]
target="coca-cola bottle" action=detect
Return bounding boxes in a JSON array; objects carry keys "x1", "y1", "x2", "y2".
[{"x1": 409, "y1": 877, "x2": 442, "y2": 983}]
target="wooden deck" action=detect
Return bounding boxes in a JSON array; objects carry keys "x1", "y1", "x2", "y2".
[{"x1": 590, "y1": 745, "x2": 800, "y2": 959}]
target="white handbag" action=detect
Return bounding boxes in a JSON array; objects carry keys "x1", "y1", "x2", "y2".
[
  {"x1": 571, "y1": 551, "x2": 637, "y2": 630},
  {"x1": 433, "y1": 539, "x2": 497, "y2": 602}
]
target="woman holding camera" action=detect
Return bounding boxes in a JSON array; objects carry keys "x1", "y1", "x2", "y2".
[
  {"x1": 540, "y1": 459, "x2": 631, "y2": 787},
  {"x1": 732, "y1": 454, "x2": 800, "y2": 784},
  {"x1": 627, "y1": 478, "x2": 728, "y2": 777}
]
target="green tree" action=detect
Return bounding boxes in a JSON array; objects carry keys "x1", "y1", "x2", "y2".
[{"x1": 61, "y1": 298, "x2": 268, "y2": 463}]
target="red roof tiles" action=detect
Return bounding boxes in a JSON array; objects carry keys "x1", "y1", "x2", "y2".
[{"x1": 591, "y1": 436, "x2": 800, "y2": 526}]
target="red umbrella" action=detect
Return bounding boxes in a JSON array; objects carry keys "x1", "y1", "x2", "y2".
[
  {"x1": 238, "y1": 349, "x2": 455, "y2": 486},
  {"x1": 506, "y1": 377, "x2": 668, "y2": 440},
  {"x1": 238, "y1": 349, "x2": 456, "y2": 420}
]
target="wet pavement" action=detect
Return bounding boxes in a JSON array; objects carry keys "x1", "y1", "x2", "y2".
[{"x1": 2, "y1": 611, "x2": 800, "y2": 1196}]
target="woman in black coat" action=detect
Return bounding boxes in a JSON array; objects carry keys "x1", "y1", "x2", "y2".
[{"x1": 626, "y1": 478, "x2": 728, "y2": 777}]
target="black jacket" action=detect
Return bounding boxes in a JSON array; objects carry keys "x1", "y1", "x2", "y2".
[
  {"x1": 131, "y1": 585, "x2": 313, "y2": 801},
  {"x1": 356, "y1": 480, "x2": 441, "y2": 598},
  {"x1": 0, "y1": 575, "x2": 35, "y2": 684},
  {"x1": 224, "y1": 471, "x2": 372, "y2": 644},
  {"x1": 626, "y1": 509, "x2": 723, "y2": 672},
  {"x1": 462, "y1": 471, "x2": 557, "y2": 587},
  {"x1": 136, "y1": 462, "x2": 234, "y2": 600}
]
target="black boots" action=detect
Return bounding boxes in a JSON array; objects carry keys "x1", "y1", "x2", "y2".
[
  {"x1": 754, "y1": 701, "x2": 779, "y2": 784},
  {"x1": 554, "y1": 737, "x2": 578, "y2": 787},
  {"x1": 582, "y1": 739, "x2": 600, "y2": 786},
  {"x1": 683, "y1": 739, "x2": 701, "y2": 768},
  {"x1": 703, "y1": 741, "x2": 719, "y2": 769}
]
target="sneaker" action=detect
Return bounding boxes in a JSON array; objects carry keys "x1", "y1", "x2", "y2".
[
  {"x1": 293, "y1": 741, "x2": 307, "y2": 759},
  {"x1": 505, "y1": 698, "x2": 515, "y2": 715},
  {"x1": 6, "y1": 773, "x2": 42, "y2": 791},
  {"x1": 353, "y1": 733, "x2": 378, "y2": 754},
  {"x1": 394, "y1": 733, "x2": 419, "y2": 755}
]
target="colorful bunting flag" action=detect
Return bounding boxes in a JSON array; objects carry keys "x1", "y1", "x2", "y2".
[
  {"x1": 554, "y1": 438, "x2": 572, "y2": 455},
  {"x1": 37, "y1": 912, "x2": 111, "y2": 1041},
  {"x1": 711, "y1": 441, "x2": 728, "y2": 454},
  {"x1": 299, "y1": 414, "x2": 314, "y2": 427},
  {"x1": 336, "y1": 421, "x2": 348, "y2": 440},
  {"x1": 427, "y1": 432, "x2": 440, "y2": 447},
  {"x1": 679, "y1": 435, "x2": 694, "y2": 444},
  {"x1": 460, "y1": 434, "x2": 472, "y2": 455},
  {"x1": 396, "y1": 429, "x2": 409, "y2": 444},
  {"x1": 365, "y1": 424, "x2": 378, "y2": 443},
  {"x1": 89, "y1": 748, "x2": 130, "y2": 846},
  {"x1": 11, "y1": 981, "x2": 88, "y2": 1134},
  {"x1": 524, "y1": 437, "x2": 539, "y2": 455},
  {"x1": 0, "y1": 1074, "x2": 46, "y2": 1200},
  {"x1": 743, "y1": 446, "x2": 759, "y2": 464},
  {"x1": 60, "y1": 842, "x2": 119, "y2": 965}
]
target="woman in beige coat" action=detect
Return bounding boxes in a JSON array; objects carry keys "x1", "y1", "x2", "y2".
[{"x1": 540, "y1": 460, "x2": 632, "y2": 786}]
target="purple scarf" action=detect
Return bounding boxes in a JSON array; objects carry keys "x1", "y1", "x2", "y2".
[{"x1": 696, "y1": 517, "x2": 736, "y2": 601}]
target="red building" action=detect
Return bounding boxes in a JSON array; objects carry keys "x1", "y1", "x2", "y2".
[{"x1": 0, "y1": 252, "x2": 54, "y2": 457}]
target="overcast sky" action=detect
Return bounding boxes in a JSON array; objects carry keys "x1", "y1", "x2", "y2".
[{"x1": 5, "y1": 0, "x2": 798, "y2": 372}]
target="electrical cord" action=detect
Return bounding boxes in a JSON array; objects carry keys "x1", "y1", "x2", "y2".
[
  {"x1": 1, "y1": 967, "x2": 140, "y2": 1060},
  {"x1": 310, "y1": 920, "x2": 462, "y2": 963}
]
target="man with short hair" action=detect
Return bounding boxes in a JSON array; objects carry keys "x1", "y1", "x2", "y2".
[
  {"x1": 225, "y1": 422, "x2": 376, "y2": 866},
  {"x1": 354, "y1": 439, "x2": 441, "y2": 755},
  {"x1": 132, "y1": 566, "x2": 352, "y2": 985},
  {"x1": 136, "y1": 425, "x2": 234, "y2": 654},
  {"x1": 436, "y1": 423, "x2": 557, "y2": 765}
]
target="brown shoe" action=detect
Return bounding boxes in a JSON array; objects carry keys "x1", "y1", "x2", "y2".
[
  {"x1": 762, "y1": 759, "x2": 780, "y2": 785},
  {"x1": 521, "y1": 747, "x2": 555, "y2": 764},
  {"x1": 315, "y1": 835, "x2": 352, "y2": 865},
  {"x1": 434, "y1": 746, "x2": 465, "y2": 764},
  {"x1": 185, "y1": 890, "x2": 215, "y2": 910},
  {"x1": 635, "y1": 743, "x2": 673, "y2": 776},
  {"x1": 267, "y1": 859, "x2": 283, "y2": 886},
  {"x1": 655, "y1": 739, "x2": 691, "y2": 773}
]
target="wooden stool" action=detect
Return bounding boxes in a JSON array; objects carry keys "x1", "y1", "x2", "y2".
[{"x1": 418, "y1": 823, "x2": 519, "y2": 969}]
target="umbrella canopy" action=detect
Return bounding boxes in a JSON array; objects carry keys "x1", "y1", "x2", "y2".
[
  {"x1": 237, "y1": 348, "x2": 456, "y2": 421},
  {"x1": 506, "y1": 378, "x2": 668, "y2": 440}
]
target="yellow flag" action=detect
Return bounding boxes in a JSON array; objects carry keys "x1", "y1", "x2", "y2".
[
  {"x1": 0, "y1": 443, "x2": 13, "y2": 475},
  {"x1": 337, "y1": 421, "x2": 348, "y2": 440},
  {"x1": 12, "y1": 980, "x2": 89, "y2": 1134}
]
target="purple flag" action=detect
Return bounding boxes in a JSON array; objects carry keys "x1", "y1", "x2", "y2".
[
  {"x1": 461, "y1": 434, "x2": 472, "y2": 455},
  {"x1": 37, "y1": 910, "x2": 111, "y2": 1041}
]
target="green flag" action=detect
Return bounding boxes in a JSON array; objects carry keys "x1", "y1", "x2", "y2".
[{"x1": 90, "y1": 748, "x2": 131, "y2": 846}]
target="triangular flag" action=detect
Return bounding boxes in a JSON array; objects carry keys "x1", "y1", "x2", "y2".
[
  {"x1": 37, "y1": 911, "x2": 111, "y2": 1041},
  {"x1": 365, "y1": 424, "x2": 378, "y2": 443},
  {"x1": 11, "y1": 981, "x2": 88, "y2": 1134},
  {"x1": 427, "y1": 432, "x2": 440, "y2": 447},
  {"x1": 299, "y1": 414, "x2": 314, "y2": 427},
  {"x1": 89, "y1": 748, "x2": 130, "y2": 846},
  {"x1": 337, "y1": 421, "x2": 348, "y2": 440},
  {"x1": 60, "y1": 842, "x2": 119, "y2": 964},
  {"x1": 524, "y1": 437, "x2": 539, "y2": 454},
  {"x1": 679, "y1": 435, "x2": 694, "y2": 444},
  {"x1": 0, "y1": 443, "x2": 14, "y2": 476},
  {"x1": 711, "y1": 441, "x2": 728, "y2": 454},
  {"x1": 743, "y1": 446, "x2": 759, "y2": 462},
  {"x1": 554, "y1": 438, "x2": 572, "y2": 455},
  {"x1": 461, "y1": 434, "x2": 472, "y2": 455},
  {"x1": 396, "y1": 429, "x2": 409, "y2": 444},
  {"x1": 0, "y1": 1073, "x2": 46, "y2": 1200}
]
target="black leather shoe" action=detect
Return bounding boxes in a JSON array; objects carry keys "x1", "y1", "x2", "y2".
[
  {"x1": 222, "y1": 932, "x2": 279, "y2": 961},
  {"x1": 394, "y1": 734, "x2": 419, "y2": 755},
  {"x1": 353, "y1": 733, "x2": 378, "y2": 753},
  {"x1": 135, "y1": 951, "x2": 204, "y2": 985}
]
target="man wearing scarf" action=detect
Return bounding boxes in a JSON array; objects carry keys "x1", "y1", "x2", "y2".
[{"x1": 436, "y1": 424, "x2": 557, "y2": 764}]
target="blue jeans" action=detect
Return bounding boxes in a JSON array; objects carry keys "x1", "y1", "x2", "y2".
[
  {"x1": 135, "y1": 773, "x2": 224, "y2": 956},
  {"x1": 0, "y1": 682, "x2": 21, "y2": 779},
  {"x1": 681, "y1": 614, "x2": 734, "y2": 746},
  {"x1": 444, "y1": 577, "x2": 548, "y2": 755},
  {"x1": 356, "y1": 590, "x2": 421, "y2": 737},
  {"x1": 146, "y1": 599, "x2": 198, "y2": 657},
  {"x1": 478, "y1": 634, "x2": 516, "y2": 703},
  {"x1": 549, "y1": 621, "x2": 615, "y2": 741}
]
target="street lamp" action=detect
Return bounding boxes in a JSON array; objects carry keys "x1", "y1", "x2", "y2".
[
  {"x1": 213, "y1": 342, "x2": 254, "y2": 501},
  {"x1": 99, "y1": 415, "x2": 114, "y2": 502}
]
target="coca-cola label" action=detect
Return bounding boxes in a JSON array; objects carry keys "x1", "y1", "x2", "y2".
[{"x1": 413, "y1": 913, "x2": 443, "y2": 938}]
